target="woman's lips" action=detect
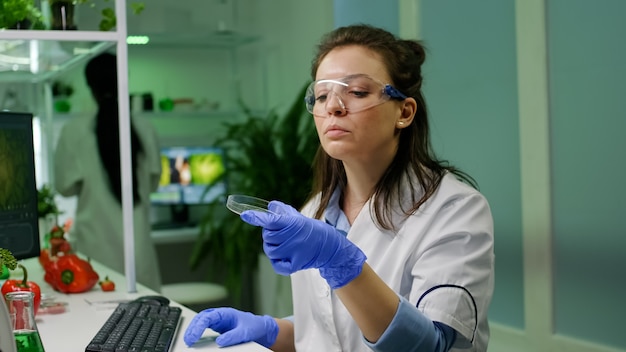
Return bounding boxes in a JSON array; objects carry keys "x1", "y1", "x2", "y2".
[{"x1": 325, "y1": 125, "x2": 349, "y2": 138}]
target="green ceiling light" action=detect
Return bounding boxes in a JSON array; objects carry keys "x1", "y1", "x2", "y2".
[{"x1": 126, "y1": 36, "x2": 150, "y2": 45}]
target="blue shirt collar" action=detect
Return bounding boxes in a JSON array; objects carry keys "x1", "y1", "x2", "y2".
[{"x1": 324, "y1": 188, "x2": 351, "y2": 234}]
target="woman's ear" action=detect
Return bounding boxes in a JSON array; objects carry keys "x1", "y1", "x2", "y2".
[{"x1": 396, "y1": 98, "x2": 416, "y2": 129}]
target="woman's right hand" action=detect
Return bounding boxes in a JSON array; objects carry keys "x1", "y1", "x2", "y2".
[{"x1": 183, "y1": 307, "x2": 279, "y2": 348}]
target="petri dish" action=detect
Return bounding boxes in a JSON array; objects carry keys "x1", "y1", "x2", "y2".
[{"x1": 226, "y1": 195, "x2": 272, "y2": 215}]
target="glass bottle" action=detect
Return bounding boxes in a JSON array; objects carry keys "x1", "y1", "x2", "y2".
[{"x1": 5, "y1": 291, "x2": 45, "y2": 352}]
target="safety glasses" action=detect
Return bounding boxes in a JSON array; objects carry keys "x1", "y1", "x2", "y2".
[{"x1": 304, "y1": 74, "x2": 407, "y2": 116}]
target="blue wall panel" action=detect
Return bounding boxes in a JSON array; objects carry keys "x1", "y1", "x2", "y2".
[
  {"x1": 548, "y1": 0, "x2": 626, "y2": 348},
  {"x1": 333, "y1": 0, "x2": 399, "y2": 34},
  {"x1": 419, "y1": 0, "x2": 523, "y2": 328}
]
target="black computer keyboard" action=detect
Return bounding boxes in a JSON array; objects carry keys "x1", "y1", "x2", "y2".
[{"x1": 85, "y1": 301, "x2": 182, "y2": 352}]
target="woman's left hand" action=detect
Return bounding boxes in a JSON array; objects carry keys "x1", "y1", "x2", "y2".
[{"x1": 241, "y1": 201, "x2": 366, "y2": 289}]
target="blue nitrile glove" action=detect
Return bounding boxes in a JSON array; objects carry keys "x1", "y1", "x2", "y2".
[
  {"x1": 183, "y1": 307, "x2": 278, "y2": 348},
  {"x1": 241, "y1": 200, "x2": 367, "y2": 289}
]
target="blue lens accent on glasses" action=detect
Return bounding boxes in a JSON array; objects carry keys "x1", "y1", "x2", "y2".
[
  {"x1": 384, "y1": 85, "x2": 408, "y2": 101},
  {"x1": 304, "y1": 96, "x2": 315, "y2": 106}
]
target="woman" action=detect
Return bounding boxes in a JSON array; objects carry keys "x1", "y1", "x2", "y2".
[
  {"x1": 54, "y1": 53, "x2": 163, "y2": 292},
  {"x1": 184, "y1": 24, "x2": 494, "y2": 352}
]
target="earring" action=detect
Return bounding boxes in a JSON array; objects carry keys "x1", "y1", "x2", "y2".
[{"x1": 398, "y1": 121, "x2": 405, "y2": 125}]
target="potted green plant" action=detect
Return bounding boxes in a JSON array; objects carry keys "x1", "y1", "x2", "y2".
[
  {"x1": 0, "y1": 0, "x2": 44, "y2": 29},
  {"x1": 48, "y1": 0, "x2": 144, "y2": 31},
  {"x1": 75, "y1": 0, "x2": 144, "y2": 31},
  {"x1": 52, "y1": 80, "x2": 74, "y2": 112},
  {"x1": 189, "y1": 82, "x2": 318, "y2": 310},
  {"x1": 48, "y1": 0, "x2": 76, "y2": 30},
  {"x1": 37, "y1": 184, "x2": 62, "y2": 242},
  {"x1": 37, "y1": 184, "x2": 61, "y2": 221}
]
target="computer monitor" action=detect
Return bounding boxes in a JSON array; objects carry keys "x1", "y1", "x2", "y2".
[
  {"x1": 0, "y1": 111, "x2": 40, "y2": 260},
  {"x1": 150, "y1": 146, "x2": 227, "y2": 226}
]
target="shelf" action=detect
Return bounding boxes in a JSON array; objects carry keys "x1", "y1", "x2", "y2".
[
  {"x1": 0, "y1": 29, "x2": 121, "y2": 83},
  {"x1": 137, "y1": 110, "x2": 242, "y2": 119},
  {"x1": 0, "y1": 4, "x2": 155, "y2": 295},
  {"x1": 54, "y1": 110, "x2": 241, "y2": 117},
  {"x1": 0, "y1": 29, "x2": 120, "y2": 41},
  {"x1": 0, "y1": 28, "x2": 262, "y2": 82},
  {"x1": 0, "y1": 40, "x2": 114, "y2": 83},
  {"x1": 133, "y1": 31, "x2": 260, "y2": 49}
]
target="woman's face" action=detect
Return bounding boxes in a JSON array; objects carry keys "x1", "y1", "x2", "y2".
[{"x1": 313, "y1": 45, "x2": 405, "y2": 166}]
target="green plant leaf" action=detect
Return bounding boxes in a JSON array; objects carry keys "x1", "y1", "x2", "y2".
[
  {"x1": 99, "y1": 7, "x2": 115, "y2": 31},
  {"x1": 130, "y1": 2, "x2": 144, "y2": 15},
  {"x1": 38, "y1": 184, "x2": 62, "y2": 219},
  {"x1": 0, "y1": 0, "x2": 43, "y2": 29},
  {"x1": 69, "y1": 0, "x2": 144, "y2": 31}
]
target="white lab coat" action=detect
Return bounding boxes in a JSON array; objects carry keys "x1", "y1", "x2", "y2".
[
  {"x1": 53, "y1": 113, "x2": 162, "y2": 292},
  {"x1": 292, "y1": 172, "x2": 495, "y2": 352}
]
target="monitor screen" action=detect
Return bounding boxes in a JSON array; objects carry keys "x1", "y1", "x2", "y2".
[
  {"x1": 151, "y1": 146, "x2": 227, "y2": 206},
  {"x1": 0, "y1": 111, "x2": 40, "y2": 260}
]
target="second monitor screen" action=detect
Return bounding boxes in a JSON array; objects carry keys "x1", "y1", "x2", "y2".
[{"x1": 151, "y1": 146, "x2": 226, "y2": 205}]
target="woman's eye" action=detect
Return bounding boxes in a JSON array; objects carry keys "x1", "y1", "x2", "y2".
[
  {"x1": 349, "y1": 89, "x2": 370, "y2": 98},
  {"x1": 315, "y1": 94, "x2": 328, "y2": 102}
]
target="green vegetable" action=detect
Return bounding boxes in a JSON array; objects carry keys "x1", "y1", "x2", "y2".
[
  {"x1": 0, "y1": 265, "x2": 9, "y2": 279},
  {"x1": 0, "y1": 248, "x2": 17, "y2": 271}
]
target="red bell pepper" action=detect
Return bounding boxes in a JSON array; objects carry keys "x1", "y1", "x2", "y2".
[
  {"x1": 39, "y1": 248, "x2": 51, "y2": 269},
  {"x1": 48, "y1": 225, "x2": 71, "y2": 257},
  {"x1": 1, "y1": 264, "x2": 42, "y2": 315},
  {"x1": 44, "y1": 253, "x2": 99, "y2": 293}
]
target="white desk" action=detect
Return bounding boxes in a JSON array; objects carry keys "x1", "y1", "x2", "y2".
[{"x1": 12, "y1": 257, "x2": 269, "y2": 352}]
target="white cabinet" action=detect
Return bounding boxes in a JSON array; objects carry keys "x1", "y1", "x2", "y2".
[
  {"x1": 0, "y1": 37, "x2": 115, "y2": 187},
  {"x1": 0, "y1": 2, "x2": 139, "y2": 292},
  {"x1": 0, "y1": 2, "x2": 268, "y2": 295}
]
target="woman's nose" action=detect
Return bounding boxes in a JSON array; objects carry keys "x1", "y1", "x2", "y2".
[{"x1": 324, "y1": 91, "x2": 347, "y2": 115}]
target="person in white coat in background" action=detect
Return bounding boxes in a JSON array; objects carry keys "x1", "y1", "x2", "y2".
[
  {"x1": 54, "y1": 53, "x2": 163, "y2": 292},
  {"x1": 184, "y1": 24, "x2": 495, "y2": 352}
]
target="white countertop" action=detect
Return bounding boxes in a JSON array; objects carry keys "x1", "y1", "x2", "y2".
[{"x1": 8, "y1": 256, "x2": 269, "y2": 352}]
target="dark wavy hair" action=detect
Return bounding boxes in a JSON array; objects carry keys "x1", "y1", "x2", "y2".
[
  {"x1": 85, "y1": 52, "x2": 143, "y2": 204},
  {"x1": 308, "y1": 24, "x2": 476, "y2": 230}
]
